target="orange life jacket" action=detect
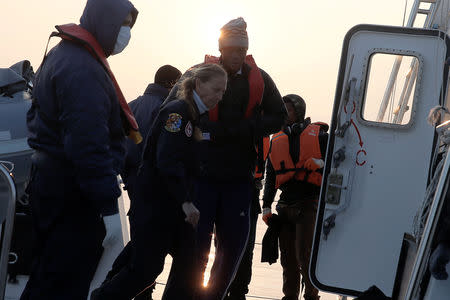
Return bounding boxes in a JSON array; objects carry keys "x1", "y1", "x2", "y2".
[
  {"x1": 51, "y1": 24, "x2": 142, "y2": 144},
  {"x1": 204, "y1": 55, "x2": 264, "y2": 121},
  {"x1": 254, "y1": 136, "x2": 270, "y2": 179},
  {"x1": 269, "y1": 124, "x2": 324, "y2": 188}
]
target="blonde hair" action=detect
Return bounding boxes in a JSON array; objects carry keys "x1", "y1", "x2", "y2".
[{"x1": 176, "y1": 63, "x2": 227, "y2": 120}]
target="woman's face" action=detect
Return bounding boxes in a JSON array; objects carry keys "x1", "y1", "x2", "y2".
[{"x1": 195, "y1": 75, "x2": 227, "y2": 110}]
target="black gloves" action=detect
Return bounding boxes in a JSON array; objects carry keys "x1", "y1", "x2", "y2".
[{"x1": 429, "y1": 242, "x2": 450, "y2": 280}]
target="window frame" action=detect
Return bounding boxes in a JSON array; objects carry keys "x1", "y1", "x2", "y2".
[{"x1": 356, "y1": 48, "x2": 424, "y2": 129}]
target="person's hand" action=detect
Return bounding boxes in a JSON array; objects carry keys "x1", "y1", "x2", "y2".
[
  {"x1": 102, "y1": 214, "x2": 122, "y2": 249},
  {"x1": 262, "y1": 207, "x2": 272, "y2": 225},
  {"x1": 429, "y1": 242, "x2": 450, "y2": 280},
  {"x1": 254, "y1": 179, "x2": 263, "y2": 190},
  {"x1": 182, "y1": 202, "x2": 200, "y2": 227},
  {"x1": 304, "y1": 158, "x2": 324, "y2": 171}
]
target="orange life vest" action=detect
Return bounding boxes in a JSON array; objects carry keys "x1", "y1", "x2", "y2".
[
  {"x1": 269, "y1": 124, "x2": 323, "y2": 188},
  {"x1": 51, "y1": 24, "x2": 142, "y2": 144},
  {"x1": 204, "y1": 55, "x2": 264, "y2": 121},
  {"x1": 254, "y1": 136, "x2": 270, "y2": 179}
]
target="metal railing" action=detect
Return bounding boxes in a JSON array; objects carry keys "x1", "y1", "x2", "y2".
[{"x1": 0, "y1": 162, "x2": 16, "y2": 300}]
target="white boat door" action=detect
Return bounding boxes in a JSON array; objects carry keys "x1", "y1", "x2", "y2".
[{"x1": 310, "y1": 24, "x2": 449, "y2": 298}]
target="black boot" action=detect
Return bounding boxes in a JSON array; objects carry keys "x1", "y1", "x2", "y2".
[
  {"x1": 303, "y1": 295, "x2": 320, "y2": 300},
  {"x1": 228, "y1": 295, "x2": 246, "y2": 300}
]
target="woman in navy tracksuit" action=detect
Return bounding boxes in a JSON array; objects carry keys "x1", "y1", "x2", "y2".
[{"x1": 92, "y1": 63, "x2": 227, "y2": 300}]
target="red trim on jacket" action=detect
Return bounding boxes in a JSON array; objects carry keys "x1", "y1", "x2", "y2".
[
  {"x1": 54, "y1": 24, "x2": 142, "y2": 144},
  {"x1": 204, "y1": 54, "x2": 264, "y2": 122},
  {"x1": 255, "y1": 136, "x2": 270, "y2": 179}
]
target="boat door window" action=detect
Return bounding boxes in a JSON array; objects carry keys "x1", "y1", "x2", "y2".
[{"x1": 360, "y1": 52, "x2": 420, "y2": 127}]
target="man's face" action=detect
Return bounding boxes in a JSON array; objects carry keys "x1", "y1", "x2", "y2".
[
  {"x1": 220, "y1": 47, "x2": 247, "y2": 74},
  {"x1": 284, "y1": 102, "x2": 298, "y2": 125}
]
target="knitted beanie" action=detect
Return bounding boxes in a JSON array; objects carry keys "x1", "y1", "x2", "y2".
[{"x1": 218, "y1": 17, "x2": 249, "y2": 49}]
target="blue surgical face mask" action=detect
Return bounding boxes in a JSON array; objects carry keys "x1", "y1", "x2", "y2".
[{"x1": 112, "y1": 26, "x2": 131, "y2": 55}]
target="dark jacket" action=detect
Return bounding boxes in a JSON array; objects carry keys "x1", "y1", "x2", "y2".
[
  {"x1": 261, "y1": 213, "x2": 282, "y2": 264},
  {"x1": 263, "y1": 120, "x2": 328, "y2": 208},
  {"x1": 197, "y1": 63, "x2": 284, "y2": 181},
  {"x1": 138, "y1": 99, "x2": 199, "y2": 215},
  {"x1": 436, "y1": 192, "x2": 450, "y2": 245},
  {"x1": 122, "y1": 83, "x2": 169, "y2": 184},
  {"x1": 27, "y1": 0, "x2": 138, "y2": 216}
]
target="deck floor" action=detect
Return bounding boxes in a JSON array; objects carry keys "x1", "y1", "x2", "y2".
[{"x1": 139, "y1": 192, "x2": 348, "y2": 300}]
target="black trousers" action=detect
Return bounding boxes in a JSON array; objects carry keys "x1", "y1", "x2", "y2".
[
  {"x1": 92, "y1": 207, "x2": 196, "y2": 300},
  {"x1": 225, "y1": 210, "x2": 258, "y2": 298},
  {"x1": 277, "y1": 202, "x2": 319, "y2": 300},
  {"x1": 226, "y1": 182, "x2": 261, "y2": 299},
  {"x1": 20, "y1": 165, "x2": 105, "y2": 300},
  {"x1": 103, "y1": 173, "x2": 154, "y2": 300},
  {"x1": 193, "y1": 179, "x2": 252, "y2": 300}
]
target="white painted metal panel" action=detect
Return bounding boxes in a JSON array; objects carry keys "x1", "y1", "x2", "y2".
[{"x1": 311, "y1": 25, "x2": 448, "y2": 297}]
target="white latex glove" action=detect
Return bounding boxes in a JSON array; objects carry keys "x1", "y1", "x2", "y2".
[
  {"x1": 102, "y1": 213, "x2": 122, "y2": 249},
  {"x1": 262, "y1": 207, "x2": 272, "y2": 225},
  {"x1": 304, "y1": 158, "x2": 325, "y2": 171},
  {"x1": 182, "y1": 202, "x2": 200, "y2": 227}
]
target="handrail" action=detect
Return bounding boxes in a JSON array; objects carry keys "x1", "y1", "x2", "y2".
[{"x1": 0, "y1": 163, "x2": 16, "y2": 300}]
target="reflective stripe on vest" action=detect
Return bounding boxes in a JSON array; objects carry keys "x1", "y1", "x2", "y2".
[
  {"x1": 204, "y1": 54, "x2": 264, "y2": 122},
  {"x1": 269, "y1": 124, "x2": 322, "y2": 188},
  {"x1": 52, "y1": 24, "x2": 142, "y2": 144},
  {"x1": 255, "y1": 136, "x2": 270, "y2": 179}
]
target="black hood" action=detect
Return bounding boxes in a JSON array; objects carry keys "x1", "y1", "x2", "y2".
[{"x1": 79, "y1": 0, "x2": 138, "y2": 57}]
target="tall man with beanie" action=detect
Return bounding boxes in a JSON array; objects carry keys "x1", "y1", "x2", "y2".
[
  {"x1": 262, "y1": 95, "x2": 328, "y2": 300},
  {"x1": 102, "y1": 64, "x2": 182, "y2": 300},
  {"x1": 21, "y1": 0, "x2": 139, "y2": 299},
  {"x1": 193, "y1": 17, "x2": 285, "y2": 300}
]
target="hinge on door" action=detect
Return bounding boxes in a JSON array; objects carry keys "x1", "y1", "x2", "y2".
[
  {"x1": 326, "y1": 173, "x2": 345, "y2": 205},
  {"x1": 336, "y1": 78, "x2": 357, "y2": 138},
  {"x1": 323, "y1": 214, "x2": 336, "y2": 240}
]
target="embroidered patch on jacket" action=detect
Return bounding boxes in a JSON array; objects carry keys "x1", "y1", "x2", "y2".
[
  {"x1": 185, "y1": 121, "x2": 193, "y2": 137},
  {"x1": 164, "y1": 113, "x2": 182, "y2": 132},
  {"x1": 202, "y1": 132, "x2": 211, "y2": 141}
]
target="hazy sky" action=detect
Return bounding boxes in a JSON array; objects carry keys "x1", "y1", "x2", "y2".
[{"x1": 2, "y1": 0, "x2": 412, "y2": 123}]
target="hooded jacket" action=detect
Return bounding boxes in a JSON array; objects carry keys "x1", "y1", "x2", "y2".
[{"x1": 27, "y1": 0, "x2": 138, "y2": 216}]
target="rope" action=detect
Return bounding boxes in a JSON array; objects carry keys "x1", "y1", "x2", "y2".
[{"x1": 413, "y1": 143, "x2": 447, "y2": 240}]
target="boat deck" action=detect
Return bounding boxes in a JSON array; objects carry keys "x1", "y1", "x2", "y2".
[{"x1": 147, "y1": 195, "x2": 348, "y2": 300}]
